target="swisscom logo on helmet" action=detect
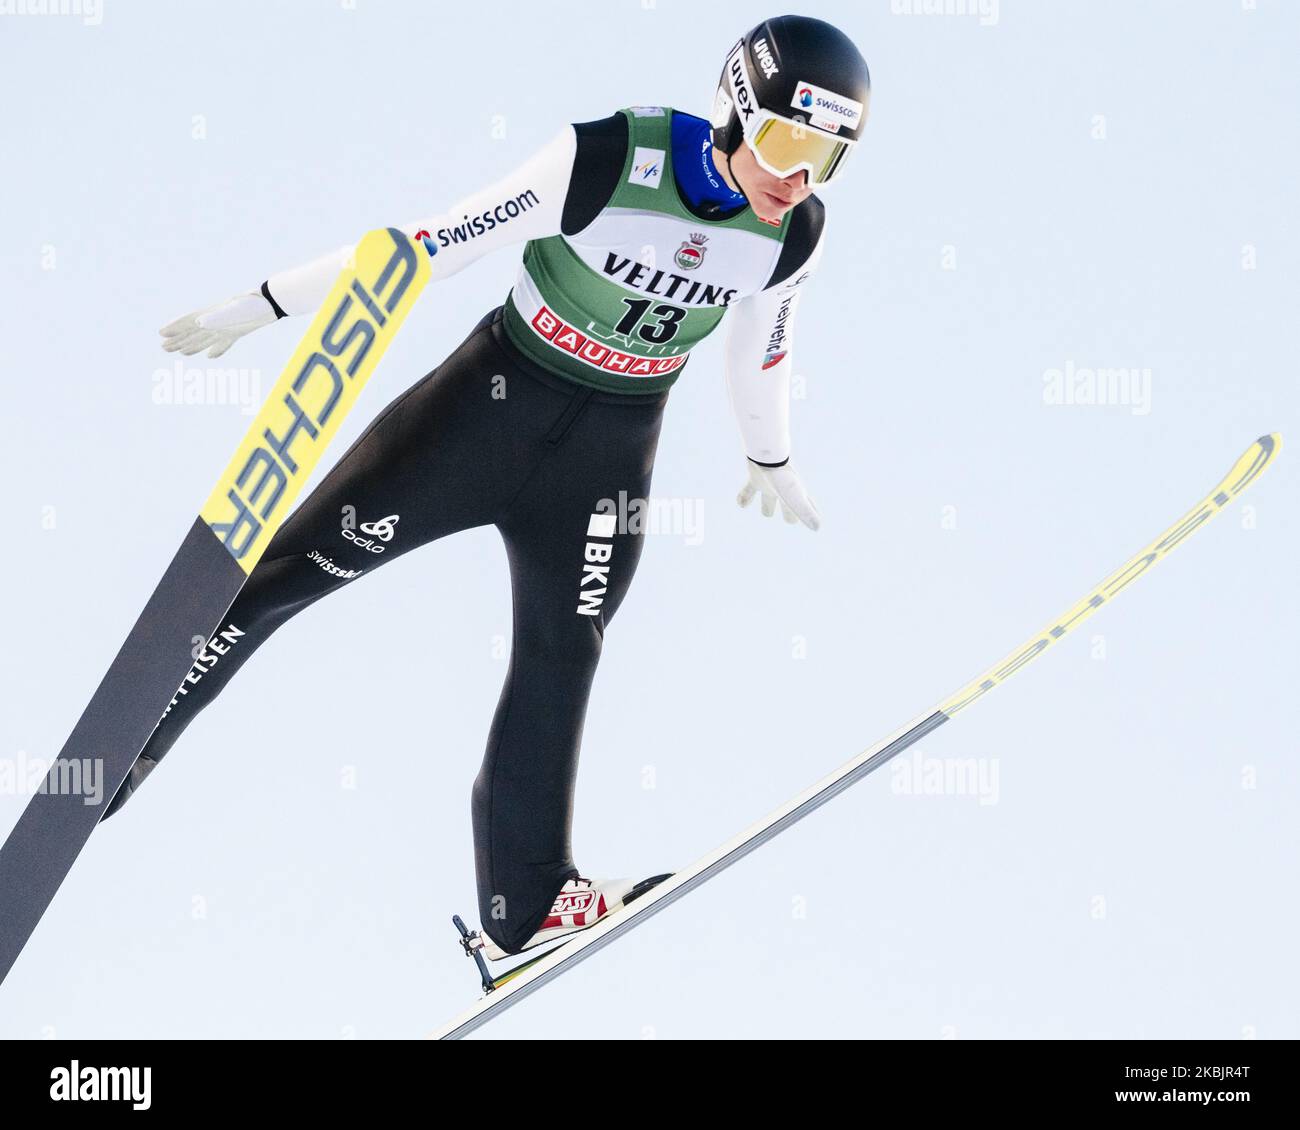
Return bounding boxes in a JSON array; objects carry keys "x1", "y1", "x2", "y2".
[{"x1": 791, "y1": 81, "x2": 865, "y2": 133}]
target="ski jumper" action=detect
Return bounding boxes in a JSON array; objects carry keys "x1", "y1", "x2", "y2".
[{"x1": 106, "y1": 107, "x2": 826, "y2": 953}]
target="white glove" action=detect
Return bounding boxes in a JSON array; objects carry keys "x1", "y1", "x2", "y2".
[
  {"x1": 159, "y1": 292, "x2": 278, "y2": 359},
  {"x1": 736, "y1": 460, "x2": 821, "y2": 531}
]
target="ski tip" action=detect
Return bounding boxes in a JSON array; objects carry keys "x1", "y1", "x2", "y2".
[
  {"x1": 1223, "y1": 434, "x2": 1281, "y2": 497},
  {"x1": 1252, "y1": 433, "x2": 1282, "y2": 459}
]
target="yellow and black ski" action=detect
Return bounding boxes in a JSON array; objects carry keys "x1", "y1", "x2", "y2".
[{"x1": 0, "y1": 229, "x2": 429, "y2": 986}]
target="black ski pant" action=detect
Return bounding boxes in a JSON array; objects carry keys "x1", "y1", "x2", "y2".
[{"x1": 105, "y1": 307, "x2": 667, "y2": 954}]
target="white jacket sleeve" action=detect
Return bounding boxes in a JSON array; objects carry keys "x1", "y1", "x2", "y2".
[
  {"x1": 263, "y1": 126, "x2": 579, "y2": 316},
  {"x1": 723, "y1": 226, "x2": 824, "y2": 465}
]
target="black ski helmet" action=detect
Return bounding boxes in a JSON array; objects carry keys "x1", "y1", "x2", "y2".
[{"x1": 710, "y1": 15, "x2": 870, "y2": 177}]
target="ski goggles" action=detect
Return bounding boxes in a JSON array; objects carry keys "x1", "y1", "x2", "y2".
[{"x1": 745, "y1": 110, "x2": 856, "y2": 185}]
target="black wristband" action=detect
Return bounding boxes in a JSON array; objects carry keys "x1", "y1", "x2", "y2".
[{"x1": 260, "y1": 280, "x2": 288, "y2": 320}]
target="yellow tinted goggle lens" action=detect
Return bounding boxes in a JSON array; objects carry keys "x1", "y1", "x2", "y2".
[{"x1": 751, "y1": 117, "x2": 850, "y2": 183}]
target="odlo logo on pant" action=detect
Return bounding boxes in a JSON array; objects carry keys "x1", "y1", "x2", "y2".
[
  {"x1": 342, "y1": 513, "x2": 400, "y2": 553},
  {"x1": 576, "y1": 512, "x2": 617, "y2": 616}
]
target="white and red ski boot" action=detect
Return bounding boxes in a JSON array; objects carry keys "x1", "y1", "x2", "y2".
[{"x1": 481, "y1": 874, "x2": 670, "y2": 961}]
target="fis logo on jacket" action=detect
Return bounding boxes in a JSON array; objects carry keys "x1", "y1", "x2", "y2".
[{"x1": 628, "y1": 147, "x2": 665, "y2": 189}]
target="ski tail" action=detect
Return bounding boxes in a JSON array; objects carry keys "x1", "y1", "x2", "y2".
[{"x1": 0, "y1": 229, "x2": 430, "y2": 988}]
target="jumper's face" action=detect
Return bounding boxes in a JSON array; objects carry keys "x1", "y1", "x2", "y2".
[{"x1": 728, "y1": 141, "x2": 816, "y2": 222}]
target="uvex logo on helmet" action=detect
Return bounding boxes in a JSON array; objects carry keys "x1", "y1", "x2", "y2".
[
  {"x1": 752, "y1": 36, "x2": 779, "y2": 78},
  {"x1": 727, "y1": 46, "x2": 756, "y2": 123},
  {"x1": 711, "y1": 17, "x2": 870, "y2": 183}
]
